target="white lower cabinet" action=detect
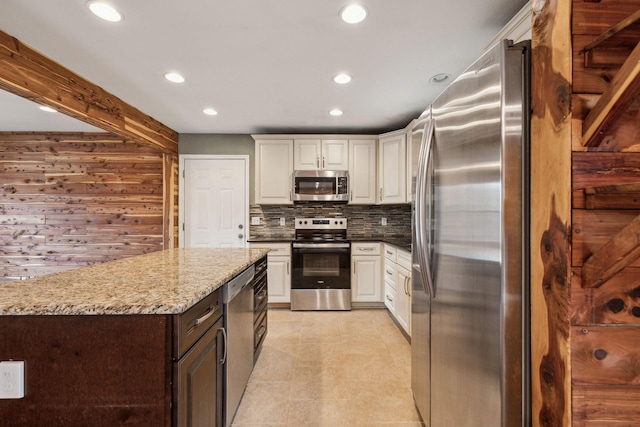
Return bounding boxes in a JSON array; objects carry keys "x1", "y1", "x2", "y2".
[
  {"x1": 351, "y1": 242, "x2": 382, "y2": 302},
  {"x1": 248, "y1": 242, "x2": 291, "y2": 303},
  {"x1": 384, "y1": 244, "x2": 411, "y2": 336},
  {"x1": 396, "y1": 249, "x2": 412, "y2": 335}
]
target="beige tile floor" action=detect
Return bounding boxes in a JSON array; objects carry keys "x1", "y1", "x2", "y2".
[{"x1": 231, "y1": 308, "x2": 425, "y2": 427}]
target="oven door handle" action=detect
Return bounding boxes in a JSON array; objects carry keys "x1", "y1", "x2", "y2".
[{"x1": 292, "y1": 243, "x2": 351, "y2": 249}]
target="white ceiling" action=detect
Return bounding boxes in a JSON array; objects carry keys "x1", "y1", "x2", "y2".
[{"x1": 0, "y1": 0, "x2": 528, "y2": 135}]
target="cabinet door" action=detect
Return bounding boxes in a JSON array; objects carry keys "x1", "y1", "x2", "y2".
[
  {"x1": 175, "y1": 318, "x2": 223, "y2": 427},
  {"x1": 396, "y1": 264, "x2": 411, "y2": 335},
  {"x1": 348, "y1": 139, "x2": 377, "y2": 204},
  {"x1": 293, "y1": 139, "x2": 321, "y2": 170},
  {"x1": 322, "y1": 139, "x2": 349, "y2": 170},
  {"x1": 267, "y1": 255, "x2": 291, "y2": 303},
  {"x1": 378, "y1": 134, "x2": 406, "y2": 204},
  {"x1": 351, "y1": 255, "x2": 382, "y2": 302},
  {"x1": 255, "y1": 140, "x2": 294, "y2": 204}
]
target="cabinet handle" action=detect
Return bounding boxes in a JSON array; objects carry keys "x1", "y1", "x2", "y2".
[
  {"x1": 289, "y1": 189, "x2": 292, "y2": 201},
  {"x1": 256, "y1": 325, "x2": 266, "y2": 340},
  {"x1": 193, "y1": 304, "x2": 218, "y2": 327},
  {"x1": 322, "y1": 156, "x2": 325, "y2": 169},
  {"x1": 287, "y1": 261, "x2": 290, "y2": 275},
  {"x1": 386, "y1": 295, "x2": 393, "y2": 302},
  {"x1": 256, "y1": 290, "x2": 267, "y2": 302},
  {"x1": 353, "y1": 261, "x2": 356, "y2": 275},
  {"x1": 219, "y1": 327, "x2": 228, "y2": 365},
  {"x1": 350, "y1": 190, "x2": 353, "y2": 202},
  {"x1": 316, "y1": 155, "x2": 320, "y2": 169},
  {"x1": 386, "y1": 270, "x2": 393, "y2": 275},
  {"x1": 379, "y1": 188, "x2": 383, "y2": 200},
  {"x1": 358, "y1": 247, "x2": 374, "y2": 252}
]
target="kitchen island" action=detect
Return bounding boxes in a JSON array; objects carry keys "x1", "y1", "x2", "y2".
[{"x1": 0, "y1": 248, "x2": 269, "y2": 427}]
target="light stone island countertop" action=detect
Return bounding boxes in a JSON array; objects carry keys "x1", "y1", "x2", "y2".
[{"x1": 0, "y1": 248, "x2": 270, "y2": 316}]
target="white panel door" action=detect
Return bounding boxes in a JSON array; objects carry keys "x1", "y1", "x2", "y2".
[{"x1": 183, "y1": 158, "x2": 247, "y2": 248}]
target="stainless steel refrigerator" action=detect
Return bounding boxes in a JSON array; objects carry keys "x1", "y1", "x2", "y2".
[{"x1": 411, "y1": 39, "x2": 530, "y2": 427}]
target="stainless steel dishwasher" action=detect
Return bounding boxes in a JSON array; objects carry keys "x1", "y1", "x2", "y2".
[{"x1": 222, "y1": 265, "x2": 255, "y2": 427}]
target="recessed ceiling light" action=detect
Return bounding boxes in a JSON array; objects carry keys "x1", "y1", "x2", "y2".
[
  {"x1": 164, "y1": 72, "x2": 185, "y2": 83},
  {"x1": 340, "y1": 4, "x2": 368, "y2": 24},
  {"x1": 329, "y1": 109, "x2": 343, "y2": 117},
  {"x1": 39, "y1": 106, "x2": 57, "y2": 113},
  {"x1": 333, "y1": 73, "x2": 352, "y2": 84},
  {"x1": 86, "y1": 1, "x2": 123, "y2": 22},
  {"x1": 203, "y1": 108, "x2": 218, "y2": 116},
  {"x1": 429, "y1": 73, "x2": 451, "y2": 84}
]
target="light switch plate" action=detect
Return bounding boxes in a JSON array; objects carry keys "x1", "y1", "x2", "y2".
[
  {"x1": 279, "y1": 217, "x2": 286, "y2": 226},
  {"x1": 251, "y1": 217, "x2": 260, "y2": 225},
  {"x1": 381, "y1": 218, "x2": 387, "y2": 226},
  {"x1": 0, "y1": 361, "x2": 25, "y2": 399}
]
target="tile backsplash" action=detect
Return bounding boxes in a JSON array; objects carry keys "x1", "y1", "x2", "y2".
[{"x1": 249, "y1": 203, "x2": 411, "y2": 241}]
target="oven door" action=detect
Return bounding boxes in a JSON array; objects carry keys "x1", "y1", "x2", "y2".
[{"x1": 291, "y1": 243, "x2": 351, "y2": 290}]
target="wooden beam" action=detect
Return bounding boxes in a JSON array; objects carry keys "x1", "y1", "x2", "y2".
[
  {"x1": 584, "y1": 182, "x2": 640, "y2": 209},
  {"x1": 582, "y1": 9, "x2": 640, "y2": 53},
  {"x1": 0, "y1": 30, "x2": 178, "y2": 154},
  {"x1": 531, "y1": 0, "x2": 573, "y2": 425},
  {"x1": 582, "y1": 215, "x2": 640, "y2": 288},
  {"x1": 582, "y1": 40, "x2": 640, "y2": 147}
]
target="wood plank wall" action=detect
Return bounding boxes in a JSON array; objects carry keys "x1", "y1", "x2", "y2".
[
  {"x1": 0, "y1": 132, "x2": 166, "y2": 282},
  {"x1": 570, "y1": 0, "x2": 640, "y2": 425}
]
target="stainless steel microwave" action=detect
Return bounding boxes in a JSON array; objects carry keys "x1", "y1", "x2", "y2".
[{"x1": 292, "y1": 170, "x2": 349, "y2": 202}]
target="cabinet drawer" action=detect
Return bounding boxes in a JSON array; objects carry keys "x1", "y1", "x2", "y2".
[
  {"x1": 351, "y1": 242, "x2": 381, "y2": 256},
  {"x1": 384, "y1": 264, "x2": 397, "y2": 289},
  {"x1": 385, "y1": 284, "x2": 397, "y2": 313},
  {"x1": 254, "y1": 310, "x2": 268, "y2": 363},
  {"x1": 397, "y1": 249, "x2": 411, "y2": 270},
  {"x1": 383, "y1": 244, "x2": 397, "y2": 262},
  {"x1": 175, "y1": 287, "x2": 222, "y2": 359},
  {"x1": 249, "y1": 242, "x2": 291, "y2": 256}
]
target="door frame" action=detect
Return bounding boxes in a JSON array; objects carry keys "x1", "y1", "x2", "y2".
[{"x1": 178, "y1": 154, "x2": 250, "y2": 248}]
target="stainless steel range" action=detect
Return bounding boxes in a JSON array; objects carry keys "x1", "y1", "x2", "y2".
[{"x1": 291, "y1": 218, "x2": 351, "y2": 311}]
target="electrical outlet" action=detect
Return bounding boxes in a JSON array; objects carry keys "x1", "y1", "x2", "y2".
[
  {"x1": 381, "y1": 218, "x2": 387, "y2": 226},
  {"x1": 279, "y1": 217, "x2": 286, "y2": 226},
  {"x1": 0, "y1": 361, "x2": 25, "y2": 399},
  {"x1": 251, "y1": 217, "x2": 260, "y2": 225}
]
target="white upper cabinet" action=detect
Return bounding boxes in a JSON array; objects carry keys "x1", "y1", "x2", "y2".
[
  {"x1": 254, "y1": 138, "x2": 294, "y2": 205},
  {"x1": 294, "y1": 139, "x2": 348, "y2": 171},
  {"x1": 378, "y1": 131, "x2": 406, "y2": 204},
  {"x1": 405, "y1": 119, "x2": 420, "y2": 204},
  {"x1": 348, "y1": 139, "x2": 377, "y2": 205}
]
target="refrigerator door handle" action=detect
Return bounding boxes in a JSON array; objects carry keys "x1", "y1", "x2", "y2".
[{"x1": 415, "y1": 116, "x2": 435, "y2": 297}]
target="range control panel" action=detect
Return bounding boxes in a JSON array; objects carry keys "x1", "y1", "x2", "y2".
[{"x1": 294, "y1": 218, "x2": 347, "y2": 229}]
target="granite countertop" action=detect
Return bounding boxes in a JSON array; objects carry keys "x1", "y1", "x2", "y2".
[{"x1": 0, "y1": 248, "x2": 270, "y2": 316}]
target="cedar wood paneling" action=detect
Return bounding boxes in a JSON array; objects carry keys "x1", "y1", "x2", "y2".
[
  {"x1": 0, "y1": 132, "x2": 167, "y2": 281},
  {"x1": 570, "y1": 0, "x2": 640, "y2": 425}
]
